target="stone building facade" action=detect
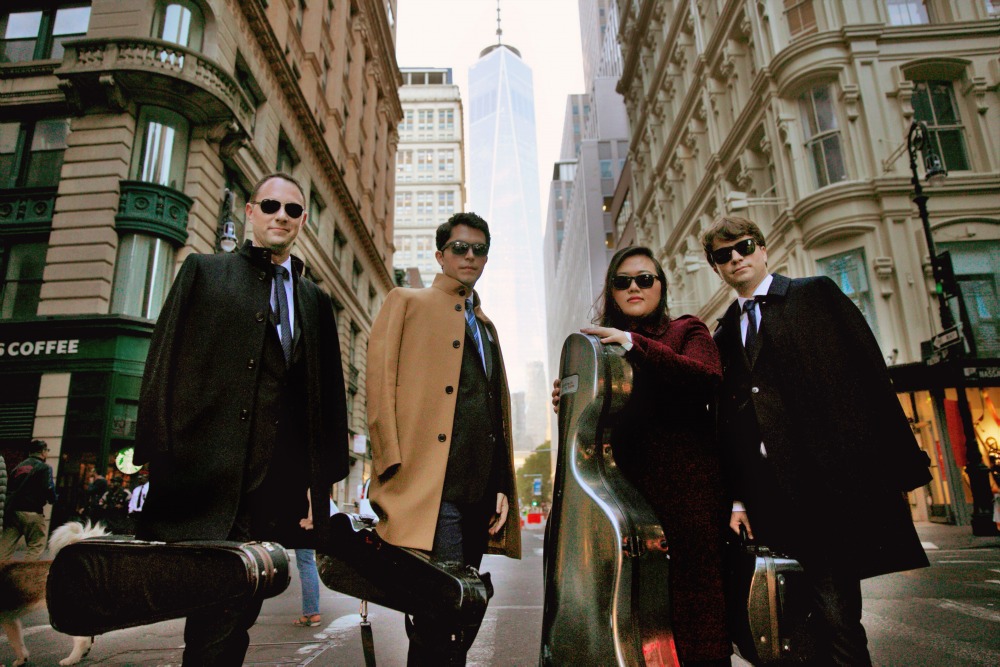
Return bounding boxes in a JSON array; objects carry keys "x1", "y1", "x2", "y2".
[
  {"x1": 616, "y1": 0, "x2": 999, "y2": 524},
  {"x1": 0, "y1": 0, "x2": 402, "y2": 522}
]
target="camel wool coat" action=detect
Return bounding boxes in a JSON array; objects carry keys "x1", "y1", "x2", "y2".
[{"x1": 367, "y1": 274, "x2": 521, "y2": 558}]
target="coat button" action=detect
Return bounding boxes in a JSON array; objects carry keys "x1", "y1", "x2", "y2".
[
  {"x1": 255, "y1": 311, "x2": 265, "y2": 322},
  {"x1": 488, "y1": 434, "x2": 496, "y2": 443},
  {"x1": 240, "y1": 409, "x2": 249, "y2": 420},
  {"x1": 259, "y1": 271, "x2": 267, "y2": 281},
  {"x1": 445, "y1": 386, "x2": 454, "y2": 394},
  {"x1": 751, "y1": 386, "x2": 759, "y2": 394},
  {"x1": 452, "y1": 340, "x2": 461, "y2": 348},
  {"x1": 454, "y1": 304, "x2": 462, "y2": 311},
  {"x1": 438, "y1": 433, "x2": 446, "y2": 442},
  {"x1": 458, "y1": 289, "x2": 466, "y2": 297},
  {"x1": 247, "y1": 358, "x2": 255, "y2": 369}
]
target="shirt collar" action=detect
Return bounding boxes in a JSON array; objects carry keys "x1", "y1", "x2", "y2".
[{"x1": 738, "y1": 273, "x2": 774, "y2": 308}]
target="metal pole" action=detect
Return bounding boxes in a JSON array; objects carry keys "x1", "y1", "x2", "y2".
[{"x1": 908, "y1": 121, "x2": 997, "y2": 536}]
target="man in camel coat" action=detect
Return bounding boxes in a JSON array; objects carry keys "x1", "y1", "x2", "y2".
[{"x1": 367, "y1": 211, "x2": 520, "y2": 665}]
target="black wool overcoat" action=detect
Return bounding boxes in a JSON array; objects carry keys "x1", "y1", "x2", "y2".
[
  {"x1": 714, "y1": 274, "x2": 931, "y2": 579},
  {"x1": 134, "y1": 242, "x2": 349, "y2": 547}
]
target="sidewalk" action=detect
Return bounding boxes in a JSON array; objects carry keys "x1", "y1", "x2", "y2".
[{"x1": 914, "y1": 520, "x2": 1000, "y2": 551}]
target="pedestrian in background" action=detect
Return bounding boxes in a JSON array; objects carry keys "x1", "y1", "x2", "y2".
[
  {"x1": 134, "y1": 171, "x2": 349, "y2": 666},
  {"x1": 0, "y1": 440, "x2": 57, "y2": 560},
  {"x1": 99, "y1": 476, "x2": 131, "y2": 534},
  {"x1": 367, "y1": 212, "x2": 520, "y2": 665},
  {"x1": 551, "y1": 245, "x2": 732, "y2": 666},
  {"x1": 702, "y1": 215, "x2": 932, "y2": 666},
  {"x1": 293, "y1": 490, "x2": 322, "y2": 628}
]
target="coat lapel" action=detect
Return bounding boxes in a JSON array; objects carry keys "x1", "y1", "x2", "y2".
[{"x1": 752, "y1": 274, "x2": 791, "y2": 366}]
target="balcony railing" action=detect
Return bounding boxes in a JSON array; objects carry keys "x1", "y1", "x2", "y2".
[
  {"x1": 116, "y1": 181, "x2": 193, "y2": 246},
  {"x1": 0, "y1": 187, "x2": 58, "y2": 234},
  {"x1": 56, "y1": 38, "x2": 255, "y2": 134}
]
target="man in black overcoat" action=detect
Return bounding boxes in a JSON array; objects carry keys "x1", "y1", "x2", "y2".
[
  {"x1": 135, "y1": 172, "x2": 349, "y2": 666},
  {"x1": 701, "y1": 215, "x2": 932, "y2": 666}
]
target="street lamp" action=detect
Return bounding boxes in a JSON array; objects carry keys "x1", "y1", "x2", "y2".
[
  {"x1": 217, "y1": 188, "x2": 240, "y2": 253},
  {"x1": 907, "y1": 120, "x2": 996, "y2": 536}
]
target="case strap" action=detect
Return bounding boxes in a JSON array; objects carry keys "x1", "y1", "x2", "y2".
[{"x1": 359, "y1": 599, "x2": 376, "y2": 667}]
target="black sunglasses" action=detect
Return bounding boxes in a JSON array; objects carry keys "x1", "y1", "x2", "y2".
[
  {"x1": 612, "y1": 273, "x2": 659, "y2": 290},
  {"x1": 710, "y1": 238, "x2": 757, "y2": 265},
  {"x1": 443, "y1": 240, "x2": 489, "y2": 257},
  {"x1": 252, "y1": 199, "x2": 305, "y2": 219}
]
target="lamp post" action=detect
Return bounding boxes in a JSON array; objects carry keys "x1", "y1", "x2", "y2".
[{"x1": 908, "y1": 120, "x2": 996, "y2": 536}]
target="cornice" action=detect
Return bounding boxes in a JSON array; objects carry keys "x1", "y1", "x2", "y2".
[
  {"x1": 238, "y1": 0, "x2": 395, "y2": 292},
  {"x1": 363, "y1": 0, "x2": 403, "y2": 119}
]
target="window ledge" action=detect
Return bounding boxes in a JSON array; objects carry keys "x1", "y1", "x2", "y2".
[{"x1": 115, "y1": 181, "x2": 193, "y2": 246}]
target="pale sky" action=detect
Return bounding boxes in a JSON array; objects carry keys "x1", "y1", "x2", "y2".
[{"x1": 395, "y1": 0, "x2": 586, "y2": 224}]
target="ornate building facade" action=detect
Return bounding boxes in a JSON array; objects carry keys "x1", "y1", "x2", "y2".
[
  {"x1": 616, "y1": 0, "x2": 999, "y2": 525},
  {"x1": 0, "y1": 0, "x2": 402, "y2": 521}
]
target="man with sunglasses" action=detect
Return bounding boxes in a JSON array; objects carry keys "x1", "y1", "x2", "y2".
[
  {"x1": 135, "y1": 172, "x2": 349, "y2": 666},
  {"x1": 702, "y1": 215, "x2": 931, "y2": 666},
  {"x1": 367, "y1": 211, "x2": 520, "y2": 665}
]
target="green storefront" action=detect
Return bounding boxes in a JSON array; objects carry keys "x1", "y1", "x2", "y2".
[{"x1": 0, "y1": 316, "x2": 152, "y2": 530}]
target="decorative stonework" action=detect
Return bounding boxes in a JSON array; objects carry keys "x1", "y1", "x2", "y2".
[
  {"x1": 115, "y1": 181, "x2": 193, "y2": 246},
  {"x1": 840, "y1": 83, "x2": 860, "y2": 122},
  {"x1": 873, "y1": 256, "x2": 895, "y2": 296}
]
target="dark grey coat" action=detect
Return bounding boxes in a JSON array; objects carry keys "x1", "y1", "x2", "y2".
[
  {"x1": 135, "y1": 242, "x2": 348, "y2": 547},
  {"x1": 714, "y1": 274, "x2": 931, "y2": 578}
]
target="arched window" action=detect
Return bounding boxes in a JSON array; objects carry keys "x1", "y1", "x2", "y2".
[
  {"x1": 131, "y1": 106, "x2": 190, "y2": 190},
  {"x1": 153, "y1": 0, "x2": 203, "y2": 51},
  {"x1": 798, "y1": 83, "x2": 847, "y2": 188}
]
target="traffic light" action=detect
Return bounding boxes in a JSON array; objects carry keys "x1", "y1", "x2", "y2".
[
  {"x1": 931, "y1": 251, "x2": 959, "y2": 298},
  {"x1": 532, "y1": 500, "x2": 539, "y2": 507}
]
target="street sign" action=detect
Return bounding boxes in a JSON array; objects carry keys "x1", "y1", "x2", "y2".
[
  {"x1": 932, "y1": 326, "x2": 962, "y2": 351},
  {"x1": 533, "y1": 478, "x2": 542, "y2": 496}
]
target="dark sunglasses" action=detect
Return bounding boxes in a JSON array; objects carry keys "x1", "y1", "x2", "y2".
[
  {"x1": 710, "y1": 238, "x2": 757, "y2": 265},
  {"x1": 252, "y1": 199, "x2": 305, "y2": 219},
  {"x1": 443, "y1": 240, "x2": 489, "y2": 257},
  {"x1": 612, "y1": 273, "x2": 659, "y2": 290}
]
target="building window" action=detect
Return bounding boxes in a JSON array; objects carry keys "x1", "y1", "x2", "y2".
[
  {"x1": 417, "y1": 109, "x2": 434, "y2": 135},
  {"x1": 438, "y1": 109, "x2": 454, "y2": 133},
  {"x1": 0, "y1": 118, "x2": 71, "y2": 188},
  {"x1": 277, "y1": 135, "x2": 298, "y2": 173},
  {"x1": 309, "y1": 186, "x2": 324, "y2": 232},
  {"x1": 912, "y1": 81, "x2": 970, "y2": 172},
  {"x1": 368, "y1": 285, "x2": 377, "y2": 314},
  {"x1": 333, "y1": 228, "x2": 346, "y2": 263},
  {"x1": 438, "y1": 149, "x2": 455, "y2": 176},
  {"x1": 886, "y1": 0, "x2": 929, "y2": 25},
  {"x1": 416, "y1": 149, "x2": 433, "y2": 180},
  {"x1": 799, "y1": 84, "x2": 846, "y2": 188},
  {"x1": 816, "y1": 248, "x2": 879, "y2": 339},
  {"x1": 396, "y1": 149, "x2": 413, "y2": 180},
  {"x1": 939, "y1": 240, "x2": 1000, "y2": 358},
  {"x1": 132, "y1": 107, "x2": 190, "y2": 190},
  {"x1": 351, "y1": 259, "x2": 362, "y2": 291},
  {"x1": 0, "y1": 241, "x2": 47, "y2": 319},
  {"x1": 416, "y1": 191, "x2": 433, "y2": 217},
  {"x1": 1, "y1": 3, "x2": 90, "y2": 63},
  {"x1": 437, "y1": 191, "x2": 455, "y2": 215},
  {"x1": 988, "y1": 0, "x2": 1000, "y2": 16},
  {"x1": 153, "y1": 0, "x2": 204, "y2": 50},
  {"x1": 784, "y1": 0, "x2": 817, "y2": 37},
  {"x1": 395, "y1": 191, "x2": 412, "y2": 217},
  {"x1": 111, "y1": 234, "x2": 174, "y2": 319}
]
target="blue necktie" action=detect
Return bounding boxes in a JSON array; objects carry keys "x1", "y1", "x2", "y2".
[
  {"x1": 743, "y1": 298, "x2": 758, "y2": 352},
  {"x1": 465, "y1": 298, "x2": 486, "y2": 371},
  {"x1": 274, "y1": 265, "x2": 292, "y2": 364}
]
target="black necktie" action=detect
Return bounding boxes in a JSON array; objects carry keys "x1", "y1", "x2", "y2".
[
  {"x1": 274, "y1": 265, "x2": 292, "y2": 364},
  {"x1": 743, "y1": 298, "x2": 758, "y2": 352}
]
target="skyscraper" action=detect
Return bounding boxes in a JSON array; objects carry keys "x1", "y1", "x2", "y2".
[{"x1": 468, "y1": 37, "x2": 548, "y2": 453}]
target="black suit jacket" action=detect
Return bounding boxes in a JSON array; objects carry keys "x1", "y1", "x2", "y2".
[
  {"x1": 715, "y1": 274, "x2": 930, "y2": 578},
  {"x1": 135, "y1": 242, "x2": 349, "y2": 546}
]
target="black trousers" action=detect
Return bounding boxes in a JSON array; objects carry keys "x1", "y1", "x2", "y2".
[
  {"x1": 744, "y1": 459, "x2": 872, "y2": 667},
  {"x1": 406, "y1": 499, "x2": 492, "y2": 667},
  {"x1": 180, "y1": 496, "x2": 264, "y2": 666}
]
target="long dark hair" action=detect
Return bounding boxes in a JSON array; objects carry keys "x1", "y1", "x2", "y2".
[{"x1": 597, "y1": 246, "x2": 669, "y2": 328}]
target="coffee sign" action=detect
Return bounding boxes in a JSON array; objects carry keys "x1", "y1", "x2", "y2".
[{"x1": 0, "y1": 339, "x2": 81, "y2": 357}]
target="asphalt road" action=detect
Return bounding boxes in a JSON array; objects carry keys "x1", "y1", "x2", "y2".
[{"x1": 4, "y1": 523, "x2": 999, "y2": 666}]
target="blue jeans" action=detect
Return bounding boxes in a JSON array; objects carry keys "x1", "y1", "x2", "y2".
[{"x1": 295, "y1": 548, "x2": 320, "y2": 616}]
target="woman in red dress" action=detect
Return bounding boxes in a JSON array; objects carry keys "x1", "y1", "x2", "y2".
[{"x1": 554, "y1": 245, "x2": 731, "y2": 666}]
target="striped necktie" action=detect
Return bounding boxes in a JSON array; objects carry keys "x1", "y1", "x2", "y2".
[
  {"x1": 743, "y1": 298, "x2": 758, "y2": 352},
  {"x1": 274, "y1": 265, "x2": 293, "y2": 364},
  {"x1": 465, "y1": 298, "x2": 486, "y2": 371}
]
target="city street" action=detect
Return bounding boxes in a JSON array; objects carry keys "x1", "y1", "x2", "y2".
[{"x1": 3, "y1": 523, "x2": 999, "y2": 666}]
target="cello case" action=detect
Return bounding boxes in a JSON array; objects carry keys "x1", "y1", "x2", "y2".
[{"x1": 540, "y1": 333, "x2": 678, "y2": 666}]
